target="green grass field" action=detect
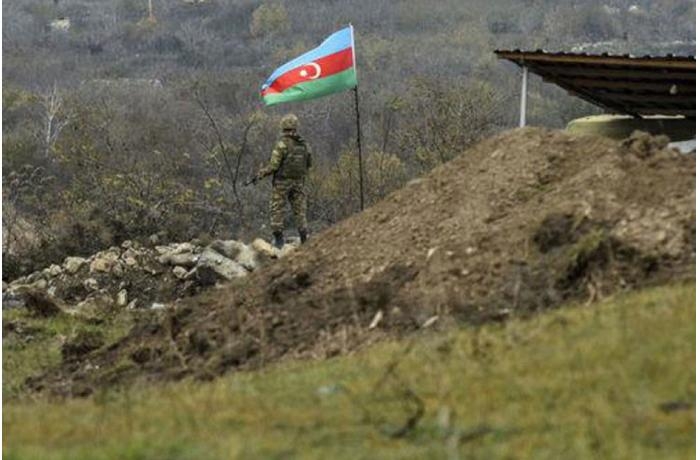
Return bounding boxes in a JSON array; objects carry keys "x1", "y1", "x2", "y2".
[{"x1": 3, "y1": 283, "x2": 695, "y2": 459}]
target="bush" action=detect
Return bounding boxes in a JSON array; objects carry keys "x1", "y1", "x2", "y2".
[
  {"x1": 394, "y1": 78, "x2": 507, "y2": 172},
  {"x1": 308, "y1": 149, "x2": 407, "y2": 224},
  {"x1": 249, "y1": 3, "x2": 289, "y2": 38}
]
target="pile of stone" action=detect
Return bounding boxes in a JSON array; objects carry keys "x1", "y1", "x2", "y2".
[{"x1": 3, "y1": 237, "x2": 297, "y2": 314}]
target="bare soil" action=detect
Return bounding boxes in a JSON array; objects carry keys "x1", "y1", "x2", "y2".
[{"x1": 29, "y1": 128, "x2": 695, "y2": 396}]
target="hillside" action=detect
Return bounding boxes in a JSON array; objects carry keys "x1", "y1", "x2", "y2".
[
  {"x1": 27, "y1": 127, "x2": 695, "y2": 397},
  {"x1": 4, "y1": 0, "x2": 695, "y2": 281}
]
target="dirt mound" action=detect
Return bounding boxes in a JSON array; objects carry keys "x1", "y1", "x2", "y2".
[{"x1": 31, "y1": 128, "x2": 695, "y2": 396}]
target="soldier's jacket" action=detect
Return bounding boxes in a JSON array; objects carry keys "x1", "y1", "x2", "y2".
[{"x1": 258, "y1": 132, "x2": 312, "y2": 181}]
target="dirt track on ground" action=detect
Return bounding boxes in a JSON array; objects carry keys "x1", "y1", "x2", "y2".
[{"x1": 31, "y1": 128, "x2": 695, "y2": 396}]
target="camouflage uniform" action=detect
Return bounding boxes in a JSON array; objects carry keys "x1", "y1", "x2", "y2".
[
  {"x1": 269, "y1": 178, "x2": 307, "y2": 233},
  {"x1": 257, "y1": 116, "x2": 312, "y2": 240}
]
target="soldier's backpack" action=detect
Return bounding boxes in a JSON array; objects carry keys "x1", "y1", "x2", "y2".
[{"x1": 276, "y1": 134, "x2": 311, "y2": 180}]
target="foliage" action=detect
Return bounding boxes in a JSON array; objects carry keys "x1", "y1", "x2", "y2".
[
  {"x1": 4, "y1": 283, "x2": 695, "y2": 458},
  {"x1": 308, "y1": 149, "x2": 408, "y2": 223},
  {"x1": 2, "y1": 0, "x2": 694, "y2": 277},
  {"x1": 249, "y1": 3, "x2": 290, "y2": 38},
  {"x1": 543, "y1": 4, "x2": 623, "y2": 43},
  {"x1": 395, "y1": 78, "x2": 508, "y2": 171}
]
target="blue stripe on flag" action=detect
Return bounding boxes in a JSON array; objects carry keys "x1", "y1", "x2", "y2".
[{"x1": 262, "y1": 26, "x2": 353, "y2": 89}]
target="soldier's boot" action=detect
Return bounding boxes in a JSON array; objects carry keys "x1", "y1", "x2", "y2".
[
  {"x1": 299, "y1": 228, "x2": 309, "y2": 244},
  {"x1": 273, "y1": 231, "x2": 284, "y2": 249}
]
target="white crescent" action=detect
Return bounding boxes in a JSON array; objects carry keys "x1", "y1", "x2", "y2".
[{"x1": 305, "y1": 62, "x2": 321, "y2": 79}]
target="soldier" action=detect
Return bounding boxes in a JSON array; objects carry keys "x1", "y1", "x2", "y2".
[{"x1": 250, "y1": 114, "x2": 311, "y2": 249}]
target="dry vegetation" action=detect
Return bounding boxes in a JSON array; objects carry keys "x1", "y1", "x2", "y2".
[
  {"x1": 2, "y1": 0, "x2": 695, "y2": 278},
  {"x1": 2, "y1": 2, "x2": 695, "y2": 457}
]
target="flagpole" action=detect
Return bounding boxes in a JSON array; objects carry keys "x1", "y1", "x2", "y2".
[
  {"x1": 353, "y1": 85, "x2": 365, "y2": 211},
  {"x1": 349, "y1": 23, "x2": 365, "y2": 211}
]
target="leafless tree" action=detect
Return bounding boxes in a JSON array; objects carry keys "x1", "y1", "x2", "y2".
[{"x1": 40, "y1": 83, "x2": 71, "y2": 158}]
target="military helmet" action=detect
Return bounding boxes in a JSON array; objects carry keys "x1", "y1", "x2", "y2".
[{"x1": 280, "y1": 113, "x2": 299, "y2": 131}]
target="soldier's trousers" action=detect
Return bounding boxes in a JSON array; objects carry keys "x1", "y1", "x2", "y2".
[{"x1": 270, "y1": 178, "x2": 307, "y2": 233}]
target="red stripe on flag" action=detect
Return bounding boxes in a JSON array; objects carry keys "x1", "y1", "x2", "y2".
[{"x1": 262, "y1": 47, "x2": 353, "y2": 96}]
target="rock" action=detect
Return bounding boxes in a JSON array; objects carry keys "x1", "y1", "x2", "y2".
[
  {"x1": 123, "y1": 256, "x2": 138, "y2": 267},
  {"x1": 12, "y1": 276, "x2": 28, "y2": 285},
  {"x1": 236, "y1": 245, "x2": 259, "y2": 271},
  {"x1": 112, "y1": 263, "x2": 124, "y2": 276},
  {"x1": 170, "y1": 242, "x2": 195, "y2": 254},
  {"x1": 140, "y1": 261, "x2": 164, "y2": 275},
  {"x1": 158, "y1": 251, "x2": 198, "y2": 267},
  {"x1": 83, "y1": 278, "x2": 99, "y2": 291},
  {"x1": 50, "y1": 17, "x2": 71, "y2": 32},
  {"x1": 149, "y1": 234, "x2": 160, "y2": 245},
  {"x1": 172, "y1": 266, "x2": 188, "y2": 279},
  {"x1": 197, "y1": 248, "x2": 247, "y2": 280},
  {"x1": 64, "y1": 256, "x2": 87, "y2": 274},
  {"x1": 122, "y1": 247, "x2": 140, "y2": 257},
  {"x1": 154, "y1": 245, "x2": 170, "y2": 255},
  {"x1": 422, "y1": 316, "x2": 440, "y2": 328},
  {"x1": 5, "y1": 279, "x2": 46, "y2": 296},
  {"x1": 186, "y1": 265, "x2": 219, "y2": 287},
  {"x1": 210, "y1": 240, "x2": 258, "y2": 271},
  {"x1": 89, "y1": 251, "x2": 120, "y2": 273},
  {"x1": 280, "y1": 244, "x2": 297, "y2": 258},
  {"x1": 121, "y1": 248, "x2": 141, "y2": 267},
  {"x1": 116, "y1": 289, "x2": 128, "y2": 307},
  {"x1": 26, "y1": 272, "x2": 43, "y2": 284},
  {"x1": 252, "y1": 238, "x2": 280, "y2": 258},
  {"x1": 121, "y1": 240, "x2": 133, "y2": 249},
  {"x1": 2, "y1": 291, "x2": 25, "y2": 310},
  {"x1": 150, "y1": 302, "x2": 168, "y2": 310},
  {"x1": 71, "y1": 294, "x2": 114, "y2": 317},
  {"x1": 369, "y1": 310, "x2": 383, "y2": 329},
  {"x1": 33, "y1": 279, "x2": 48, "y2": 290},
  {"x1": 126, "y1": 299, "x2": 138, "y2": 309},
  {"x1": 209, "y1": 240, "x2": 243, "y2": 259}
]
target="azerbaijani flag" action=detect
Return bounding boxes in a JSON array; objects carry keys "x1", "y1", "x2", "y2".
[{"x1": 261, "y1": 25, "x2": 357, "y2": 106}]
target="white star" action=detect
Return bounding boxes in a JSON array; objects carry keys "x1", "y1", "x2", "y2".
[{"x1": 300, "y1": 69, "x2": 308, "y2": 77}]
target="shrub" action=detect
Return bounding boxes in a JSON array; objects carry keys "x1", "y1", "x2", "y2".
[{"x1": 249, "y1": 3, "x2": 289, "y2": 38}]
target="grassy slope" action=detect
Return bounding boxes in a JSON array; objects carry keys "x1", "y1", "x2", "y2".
[
  {"x1": 2, "y1": 309, "x2": 134, "y2": 399},
  {"x1": 3, "y1": 283, "x2": 695, "y2": 459}
]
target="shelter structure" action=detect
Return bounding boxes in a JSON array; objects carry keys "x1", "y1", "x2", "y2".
[{"x1": 494, "y1": 50, "x2": 695, "y2": 127}]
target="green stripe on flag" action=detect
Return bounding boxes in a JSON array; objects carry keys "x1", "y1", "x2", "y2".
[{"x1": 263, "y1": 68, "x2": 357, "y2": 106}]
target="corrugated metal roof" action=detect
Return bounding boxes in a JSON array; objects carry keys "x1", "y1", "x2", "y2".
[{"x1": 495, "y1": 49, "x2": 695, "y2": 118}]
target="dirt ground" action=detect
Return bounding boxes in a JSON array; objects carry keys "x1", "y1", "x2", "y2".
[{"x1": 29, "y1": 128, "x2": 695, "y2": 396}]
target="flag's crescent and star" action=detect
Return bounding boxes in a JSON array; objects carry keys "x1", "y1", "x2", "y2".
[
  {"x1": 299, "y1": 63, "x2": 321, "y2": 79},
  {"x1": 261, "y1": 26, "x2": 357, "y2": 106}
]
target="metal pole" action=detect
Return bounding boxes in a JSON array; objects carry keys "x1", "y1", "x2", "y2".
[
  {"x1": 353, "y1": 86, "x2": 365, "y2": 211},
  {"x1": 519, "y1": 65, "x2": 528, "y2": 127}
]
